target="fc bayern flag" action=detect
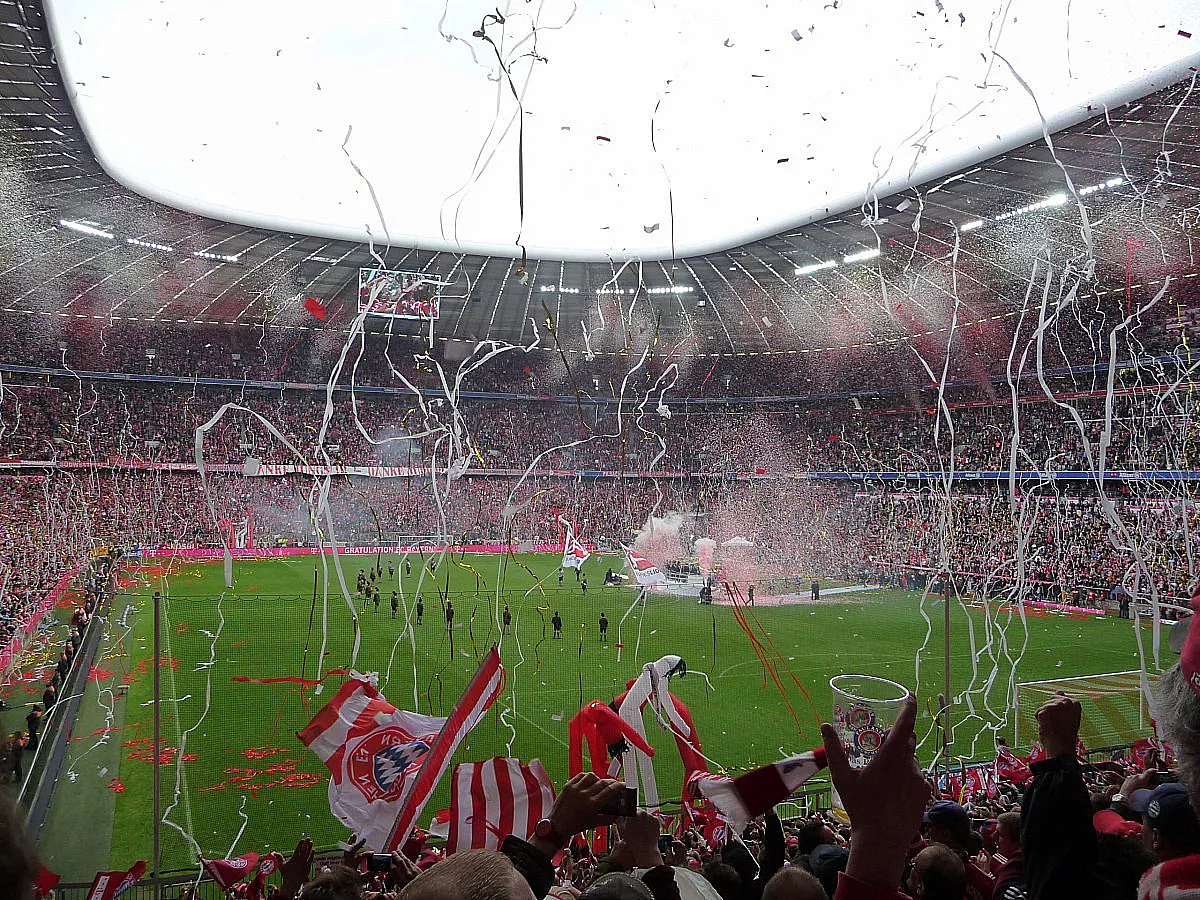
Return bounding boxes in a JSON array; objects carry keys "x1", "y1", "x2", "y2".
[
  {"x1": 384, "y1": 646, "x2": 506, "y2": 850},
  {"x1": 994, "y1": 746, "x2": 1031, "y2": 784},
  {"x1": 85, "y1": 861, "x2": 146, "y2": 900},
  {"x1": 559, "y1": 517, "x2": 591, "y2": 570},
  {"x1": 298, "y1": 676, "x2": 447, "y2": 849},
  {"x1": 623, "y1": 545, "x2": 667, "y2": 586},
  {"x1": 447, "y1": 757, "x2": 556, "y2": 853},
  {"x1": 201, "y1": 853, "x2": 259, "y2": 890},
  {"x1": 696, "y1": 750, "x2": 826, "y2": 831}
]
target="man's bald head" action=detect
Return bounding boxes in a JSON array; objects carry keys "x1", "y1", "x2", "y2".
[
  {"x1": 400, "y1": 850, "x2": 534, "y2": 900},
  {"x1": 761, "y1": 866, "x2": 829, "y2": 900},
  {"x1": 908, "y1": 845, "x2": 966, "y2": 900}
]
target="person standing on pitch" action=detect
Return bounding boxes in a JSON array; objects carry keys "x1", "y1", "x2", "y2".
[
  {"x1": 390, "y1": 591, "x2": 398, "y2": 618},
  {"x1": 552, "y1": 610, "x2": 563, "y2": 639},
  {"x1": 445, "y1": 600, "x2": 455, "y2": 630},
  {"x1": 558, "y1": 568, "x2": 564, "y2": 585},
  {"x1": 502, "y1": 604, "x2": 512, "y2": 633},
  {"x1": 24, "y1": 705, "x2": 40, "y2": 752},
  {"x1": 416, "y1": 598, "x2": 424, "y2": 625},
  {"x1": 599, "y1": 612, "x2": 608, "y2": 643},
  {"x1": 581, "y1": 573, "x2": 588, "y2": 595},
  {"x1": 373, "y1": 588, "x2": 381, "y2": 613},
  {"x1": 405, "y1": 558, "x2": 412, "y2": 576},
  {"x1": 812, "y1": 580, "x2": 820, "y2": 602},
  {"x1": 747, "y1": 584, "x2": 755, "y2": 606}
]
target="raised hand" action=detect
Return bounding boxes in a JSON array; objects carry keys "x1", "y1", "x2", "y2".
[{"x1": 820, "y1": 695, "x2": 929, "y2": 890}]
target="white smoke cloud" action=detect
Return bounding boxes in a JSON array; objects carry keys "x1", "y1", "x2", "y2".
[{"x1": 633, "y1": 510, "x2": 687, "y2": 568}]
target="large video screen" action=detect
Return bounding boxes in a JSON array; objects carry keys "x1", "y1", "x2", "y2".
[{"x1": 357, "y1": 268, "x2": 444, "y2": 319}]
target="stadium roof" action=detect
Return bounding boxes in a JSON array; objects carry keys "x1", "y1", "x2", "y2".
[
  {"x1": 0, "y1": 0, "x2": 1199, "y2": 360},
  {"x1": 41, "y1": 0, "x2": 1200, "y2": 261}
]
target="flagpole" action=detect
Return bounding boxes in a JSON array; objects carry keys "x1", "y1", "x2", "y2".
[
  {"x1": 152, "y1": 589, "x2": 162, "y2": 900},
  {"x1": 943, "y1": 576, "x2": 952, "y2": 782}
]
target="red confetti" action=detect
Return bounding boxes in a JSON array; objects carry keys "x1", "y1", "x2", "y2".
[
  {"x1": 88, "y1": 665, "x2": 115, "y2": 682},
  {"x1": 1180, "y1": 30, "x2": 1192, "y2": 38},
  {"x1": 108, "y1": 779, "x2": 126, "y2": 793},
  {"x1": 595, "y1": 135, "x2": 611, "y2": 142},
  {"x1": 124, "y1": 738, "x2": 196, "y2": 764},
  {"x1": 199, "y1": 759, "x2": 321, "y2": 796},
  {"x1": 242, "y1": 746, "x2": 289, "y2": 760},
  {"x1": 304, "y1": 296, "x2": 328, "y2": 321}
]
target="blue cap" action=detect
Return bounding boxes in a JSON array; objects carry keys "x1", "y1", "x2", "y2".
[
  {"x1": 808, "y1": 844, "x2": 849, "y2": 879},
  {"x1": 1130, "y1": 783, "x2": 1200, "y2": 840},
  {"x1": 924, "y1": 799, "x2": 970, "y2": 833}
]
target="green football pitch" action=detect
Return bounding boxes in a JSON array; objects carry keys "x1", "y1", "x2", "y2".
[{"x1": 31, "y1": 552, "x2": 1163, "y2": 879}]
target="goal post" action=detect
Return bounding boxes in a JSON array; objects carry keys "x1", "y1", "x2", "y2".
[{"x1": 1015, "y1": 670, "x2": 1157, "y2": 750}]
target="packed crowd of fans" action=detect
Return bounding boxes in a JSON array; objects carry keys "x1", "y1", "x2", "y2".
[
  {"x1": 0, "y1": 466, "x2": 1194, "y2": 634},
  {"x1": 11, "y1": 676, "x2": 1200, "y2": 900},
  {"x1": 0, "y1": 377, "x2": 1194, "y2": 476},
  {"x1": 1, "y1": 303, "x2": 1173, "y2": 400}
]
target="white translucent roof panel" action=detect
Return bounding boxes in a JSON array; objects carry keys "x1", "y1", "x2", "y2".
[{"x1": 46, "y1": 0, "x2": 1200, "y2": 261}]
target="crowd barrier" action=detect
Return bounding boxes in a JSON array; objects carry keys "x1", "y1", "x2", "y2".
[{"x1": 887, "y1": 564, "x2": 1194, "y2": 611}]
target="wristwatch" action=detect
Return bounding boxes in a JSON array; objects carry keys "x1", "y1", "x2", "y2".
[
  {"x1": 534, "y1": 817, "x2": 567, "y2": 849},
  {"x1": 1111, "y1": 793, "x2": 1126, "y2": 805}
]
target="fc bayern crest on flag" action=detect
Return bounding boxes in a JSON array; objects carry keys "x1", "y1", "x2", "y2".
[{"x1": 347, "y1": 728, "x2": 434, "y2": 803}]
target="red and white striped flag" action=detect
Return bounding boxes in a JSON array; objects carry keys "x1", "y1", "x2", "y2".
[
  {"x1": 623, "y1": 545, "x2": 667, "y2": 586},
  {"x1": 559, "y1": 518, "x2": 591, "y2": 571},
  {"x1": 384, "y1": 646, "x2": 506, "y2": 850},
  {"x1": 447, "y1": 757, "x2": 556, "y2": 853},
  {"x1": 696, "y1": 750, "x2": 826, "y2": 831}
]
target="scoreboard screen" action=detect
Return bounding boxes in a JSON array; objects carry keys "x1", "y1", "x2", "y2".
[{"x1": 358, "y1": 268, "x2": 445, "y2": 319}]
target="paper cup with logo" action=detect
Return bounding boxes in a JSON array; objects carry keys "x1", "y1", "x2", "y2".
[{"x1": 828, "y1": 674, "x2": 910, "y2": 824}]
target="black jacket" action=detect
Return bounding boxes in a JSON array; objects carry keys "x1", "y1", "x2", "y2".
[{"x1": 1020, "y1": 755, "x2": 1096, "y2": 900}]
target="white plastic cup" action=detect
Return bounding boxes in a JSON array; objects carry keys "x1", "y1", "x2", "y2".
[{"x1": 828, "y1": 674, "x2": 910, "y2": 824}]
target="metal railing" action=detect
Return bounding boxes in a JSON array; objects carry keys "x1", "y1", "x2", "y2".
[{"x1": 20, "y1": 595, "x2": 110, "y2": 840}]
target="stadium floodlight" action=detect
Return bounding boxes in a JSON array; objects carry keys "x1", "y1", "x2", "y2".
[
  {"x1": 126, "y1": 237, "x2": 175, "y2": 252},
  {"x1": 959, "y1": 219, "x2": 984, "y2": 232},
  {"x1": 795, "y1": 260, "x2": 837, "y2": 275},
  {"x1": 192, "y1": 251, "x2": 240, "y2": 263},
  {"x1": 59, "y1": 219, "x2": 114, "y2": 240},
  {"x1": 842, "y1": 248, "x2": 881, "y2": 264}
]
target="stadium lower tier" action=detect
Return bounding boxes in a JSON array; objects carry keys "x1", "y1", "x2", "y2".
[
  {"x1": 4, "y1": 552, "x2": 1166, "y2": 878},
  {"x1": 0, "y1": 472, "x2": 1194, "y2": 625}
]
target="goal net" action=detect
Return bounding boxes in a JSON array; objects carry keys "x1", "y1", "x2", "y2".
[{"x1": 1015, "y1": 670, "x2": 1157, "y2": 750}]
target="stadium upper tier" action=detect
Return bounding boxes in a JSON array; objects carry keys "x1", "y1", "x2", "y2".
[{"x1": 0, "y1": 376, "x2": 1194, "y2": 475}]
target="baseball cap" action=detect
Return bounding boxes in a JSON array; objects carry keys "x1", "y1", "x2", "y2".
[
  {"x1": 1093, "y1": 809, "x2": 1143, "y2": 838},
  {"x1": 924, "y1": 800, "x2": 971, "y2": 833},
  {"x1": 1131, "y1": 783, "x2": 1200, "y2": 841},
  {"x1": 808, "y1": 843, "x2": 850, "y2": 881}
]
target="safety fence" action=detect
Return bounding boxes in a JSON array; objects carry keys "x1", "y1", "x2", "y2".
[{"x1": 20, "y1": 589, "x2": 110, "y2": 840}]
